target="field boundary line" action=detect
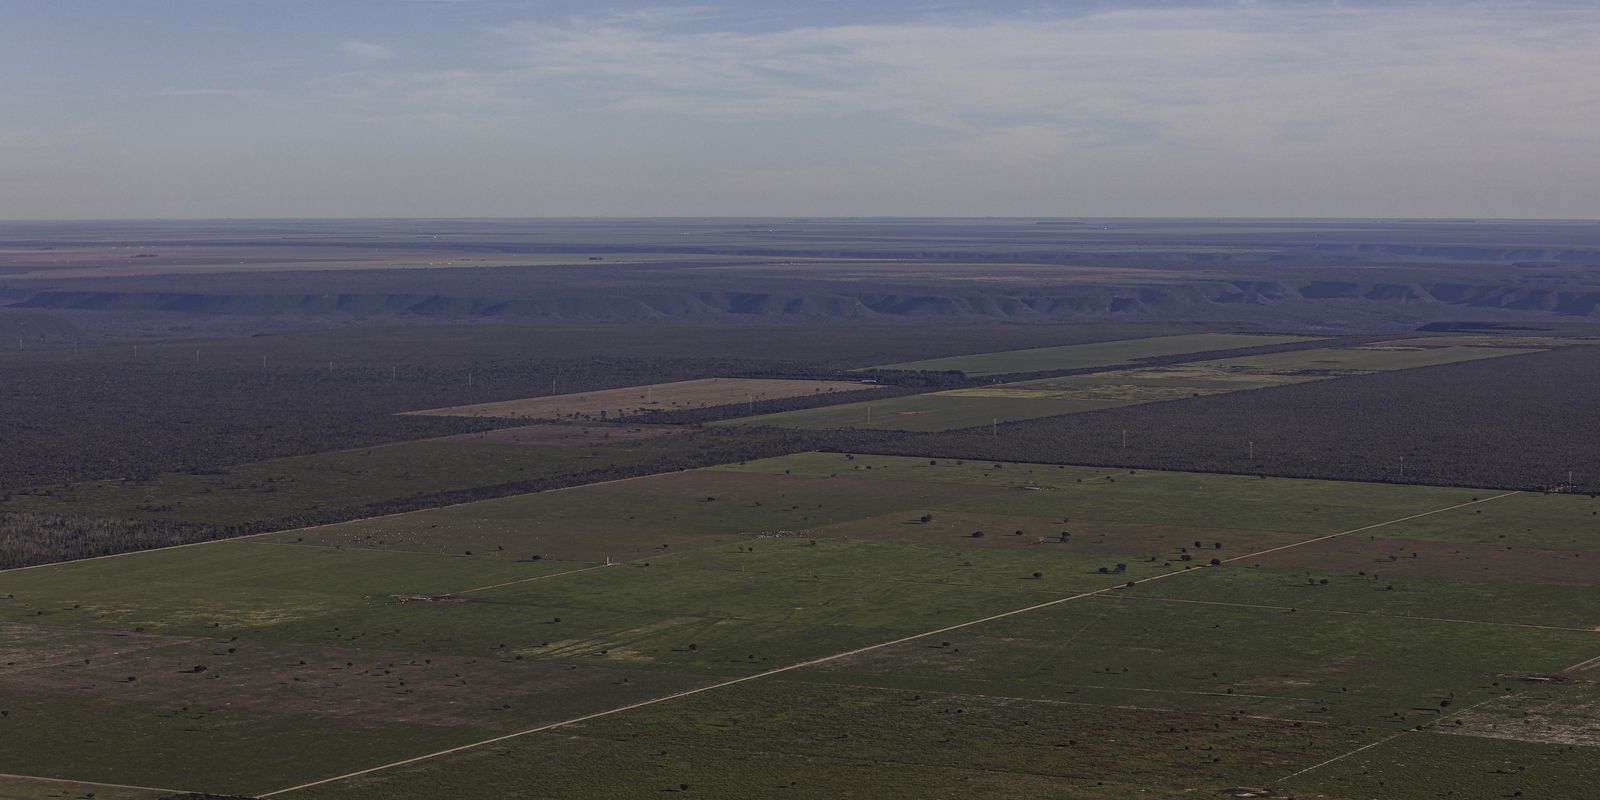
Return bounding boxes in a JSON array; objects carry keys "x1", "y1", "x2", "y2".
[
  {"x1": 257, "y1": 490, "x2": 1519, "y2": 798},
  {"x1": 0, "y1": 462, "x2": 718, "y2": 577},
  {"x1": 1564, "y1": 652, "x2": 1600, "y2": 672},
  {"x1": 1113, "y1": 595, "x2": 1593, "y2": 633},
  {"x1": 0, "y1": 770, "x2": 185, "y2": 795},
  {"x1": 1273, "y1": 695, "x2": 1501, "y2": 785},
  {"x1": 1219, "y1": 491, "x2": 1520, "y2": 566},
  {"x1": 455, "y1": 563, "x2": 613, "y2": 594}
]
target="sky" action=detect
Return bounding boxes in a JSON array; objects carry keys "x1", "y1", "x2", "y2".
[{"x1": 2, "y1": 0, "x2": 1597, "y2": 219}]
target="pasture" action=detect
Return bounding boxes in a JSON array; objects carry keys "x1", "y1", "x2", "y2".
[
  {"x1": 403, "y1": 378, "x2": 881, "y2": 421},
  {"x1": 0, "y1": 453, "x2": 1593, "y2": 798},
  {"x1": 728, "y1": 340, "x2": 1548, "y2": 431},
  {"x1": 869, "y1": 332, "x2": 1319, "y2": 376}
]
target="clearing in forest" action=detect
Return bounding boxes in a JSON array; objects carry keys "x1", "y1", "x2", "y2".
[
  {"x1": 728, "y1": 340, "x2": 1547, "y2": 432},
  {"x1": 1, "y1": 454, "x2": 1595, "y2": 799},
  {"x1": 402, "y1": 377, "x2": 882, "y2": 421},
  {"x1": 870, "y1": 332, "x2": 1320, "y2": 376}
]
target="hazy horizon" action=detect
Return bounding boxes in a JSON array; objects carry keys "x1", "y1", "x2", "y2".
[{"x1": 5, "y1": 1, "x2": 1599, "y2": 220}]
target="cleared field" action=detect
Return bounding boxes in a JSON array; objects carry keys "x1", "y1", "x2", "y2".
[
  {"x1": 0, "y1": 453, "x2": 1595, "y2": 798},
  {"x1": 403, "y1": 378, "x2": 881, "y2": 421},
  {"x1": 1285, "y1": 730, "x2": 1600, "y2": 800},
  {"x1": 870, "y1": 333, "x2": 1320, "y2": 376},
  {"x1": 727, "y1": 342, "x2": 1545, "y2": 431},
  {"x1": 800, "y1": 592, "x2": 1599, "y2": 728},
  {"x1": 428, "y1": 423, "x2": 684, "y2": 446},
  {"x1": 283, "y1": 680, "x2": 1378, "y2": 800}
]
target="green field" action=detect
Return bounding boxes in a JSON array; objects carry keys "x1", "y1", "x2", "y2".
[
  {"x1": 730, "y1": 341, "x2": 1547, "y2": 431},
  {"x1": 0, "y1": 453, "x2": 1594, "y2": 798},
  {"x1": 870, "y1": 332, "x2": 1320, "y2": 376}
]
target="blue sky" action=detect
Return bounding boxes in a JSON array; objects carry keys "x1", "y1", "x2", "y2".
[{"x1": 3, "y1": 1, "x2": 1597, "y2": 219}]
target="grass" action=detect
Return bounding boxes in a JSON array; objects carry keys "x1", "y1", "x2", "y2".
[
  {"x1": 0, "y1": 541, "x2": 581, "y2": 636},
  {"x1": 0, "y1": 453, "x2": 1595, "y2": 797},
  {"x1": 799, "y1": 593, "x2": 1600, "y2": 729},
  {"x1": 0, "y1": 775, "x2": 164, "y2": 800},
  {"x1": 1131, "y1": 565, "x2": 1600, "y2": 629},
  {"x1": 0, "y1": 687, "x2": 488, "y2": 796},
  {"x1": 227, "y1": 538, "x2": 1164, "y2": 675},
  {"x1": 870, "y1": 333, "x2": 1319, "y2": 376},
  {"x1": 1358, "y1": 491, "x2": 1600, "y2": 551},
  {"x1": 281, "y1": 680, "x2": 1380, "y2": 800},
  {"x1": 265, "y1": 468, "x2": 1009, "y2": 562},
  {"x1": 716, "y1": 393, "x2": 1107, "y2": 431},
  {"x1": 1284, "y1": 730, "x2": 1600, "y2": 799},
  {"x1": 728, "y1": 343, "x2": 1546, "y2": 432}
]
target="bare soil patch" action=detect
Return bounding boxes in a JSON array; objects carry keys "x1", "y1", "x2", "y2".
[
  {"x1": 1438, "y1": 684, "x2": 1600, "y2": 747},
  {"x1": 0, "y1": 622, "x2": 193, "y2": 673}
]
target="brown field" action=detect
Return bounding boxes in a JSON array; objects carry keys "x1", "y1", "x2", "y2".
[
  {"x1": 1251, "y1": 536, "x2": 1600, "y2": 587},
  {"x1": 403, "y1": 378, "x2": 883, "y2": 421},
  {"x1": 429, "y1": 424, "x2": 686, "y2": 447}
]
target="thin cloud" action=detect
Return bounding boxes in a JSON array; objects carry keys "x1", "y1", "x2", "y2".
[
  {"x1": 466, "y1": 3, "x2": 1600, "y2": 148},
  {"x1": 340, "y1": 39, "x2": 397, "y2": 60}
]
